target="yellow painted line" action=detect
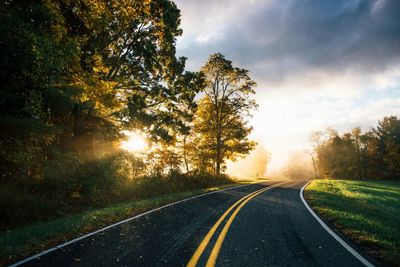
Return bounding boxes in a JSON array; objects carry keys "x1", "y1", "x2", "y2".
[
  {"x1": 205, "y1": 182, "x2": 288, "y2": 267},
  {"x1": 187, "y1": 181, "x2": 288, "y2": 267},
  {"x1": 186, "y1": 185, "x2": 271, "y2": 267}
]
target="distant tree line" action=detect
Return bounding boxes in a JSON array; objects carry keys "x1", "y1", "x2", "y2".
[
  {"x1": 311, "y1": 116, "x2": 400, "y2": 180},
  {"x1": 0, "y1": 0, "x2": 257, "y2": 228}
]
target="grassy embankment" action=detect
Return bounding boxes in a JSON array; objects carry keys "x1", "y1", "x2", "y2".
[
  {"x1": 0, "y1": 175, "x2": 265, "y2": 265},
  {"x1": 305, "y1": 179, "x2": 400, "y2": 266}
]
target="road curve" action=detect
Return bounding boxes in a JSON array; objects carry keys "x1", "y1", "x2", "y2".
[{"x1": 16, "y1": 180, "x2": 368, "y2": 267}]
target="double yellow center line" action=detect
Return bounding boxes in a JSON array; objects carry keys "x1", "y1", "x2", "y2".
[{"x1": 187, "y1": 181, "x2": 288, "y2": 267}]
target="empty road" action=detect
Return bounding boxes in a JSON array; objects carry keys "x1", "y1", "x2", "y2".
[{"x1": 17, "y1": 180, "x2": 369, "y2": 267}]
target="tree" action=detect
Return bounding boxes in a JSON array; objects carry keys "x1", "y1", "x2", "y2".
[
  {"x1": 310, "y1": 117, "x2": 400, "y2": 180},
  {"x1": 62, "y1": 0, "x2": 203, "y2": 141},
  {"x1": 374, "y1": 116, "x2": 400, "y2": 179},
  {"x1": 146, "y1": 145, "x2": 181, "y2": 176},
  {"x1": 309, "y1": 131, "x2": 326, "y2": 178},
  {"x1": 351, "y1": 127, "x2": 363, "y2": 179},
  {"x1": 0, "y1": 0, "x2": 82, "y2": 182},
  {"x1": 194, "y1": 53, "x2": 257, "y2": 175},
  {"x1": 359, "y1": 130, "x2": 381, "y2": 179}
]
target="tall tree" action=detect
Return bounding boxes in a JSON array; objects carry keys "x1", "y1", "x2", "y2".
[
  {"x1": 195, "y1": 53, "x2": 257, "y2": 175},
  {"x1": 374, "y1": 116, "x2": 400, "y2": 179}
]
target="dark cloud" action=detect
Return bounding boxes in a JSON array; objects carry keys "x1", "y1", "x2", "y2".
[
  {"x1": 275, "y1": 0, "x2": 400, "y2": 69},
  {"x1": 176, "y1": 0, "x2": 400, "y2": 83}
]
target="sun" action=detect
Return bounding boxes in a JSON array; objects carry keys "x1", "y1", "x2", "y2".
[{"x1": 120, "y1": 131, "x2": 148, "y2": 153}]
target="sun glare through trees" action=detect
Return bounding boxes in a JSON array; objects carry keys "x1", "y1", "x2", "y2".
[{"x1": 120, "y1": 131, "x2": 149, "y2": 153}]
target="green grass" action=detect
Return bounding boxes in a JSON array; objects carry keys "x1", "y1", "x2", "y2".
[
  {"x1": 0, "y1": 183, "x2": 243, "y2": 266},
  {"x1": 305, "y1": 179, "x2": 400, "y2": 266}
]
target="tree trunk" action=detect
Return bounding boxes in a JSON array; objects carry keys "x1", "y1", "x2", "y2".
[
  {"x1": 183, "y1": 135, "x2": 190, "y2": 173},
  {"x1": 216, "y1": 156, "x2": 221, "y2": 175},
  {"x1": 310, "y1": 153, "x2": 318, "y2": 178},
  {"x1": 215, "y1": 132, "x2": 222, "y2": 175}
]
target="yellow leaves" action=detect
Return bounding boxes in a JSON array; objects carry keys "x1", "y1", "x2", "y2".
[
  {"x1": 73, "y1": 0, "x2": 108, "y2": 31},
  {"x1": 110, "y1": 0, "x2": 151, "y2": 22},
  {"x1": 91, "y1": 53, "x2": 110, "y2": 75},
  {"x1": 69, "y1": 49, "x2": 121, "y2": 112},
  {"x1": 119, "y1": 5, "x2": 137, "y2": 19},
  {"x1": 70, "y1": 191, "x2": 81, "y2": 199},
  {"x1": 85, "y1": 0, "x2": 106, "y2": 12}
]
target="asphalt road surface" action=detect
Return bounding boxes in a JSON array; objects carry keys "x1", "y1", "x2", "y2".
[{"x1": 18, "y1": 180, "x2": 368, "y2": 267}]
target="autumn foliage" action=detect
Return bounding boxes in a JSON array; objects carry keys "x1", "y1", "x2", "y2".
[{"x1": 0, "y1": 1, "x2": 257, "y2": 229}]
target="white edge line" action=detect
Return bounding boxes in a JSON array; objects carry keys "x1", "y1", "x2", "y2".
[
  {"x1": 300, "y1": 180, "x2": 374, "y2": 267},
  {"x1": 9, "y1": 182, "x2": 264, "y2": 267}
]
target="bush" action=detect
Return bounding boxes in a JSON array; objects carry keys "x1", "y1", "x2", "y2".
[
  {"x1": 0, "y1": 149, "x2": 234, "y2": 231},
  {"x1": 0, "y1": 184, "x2": 63, "y2": 229}
]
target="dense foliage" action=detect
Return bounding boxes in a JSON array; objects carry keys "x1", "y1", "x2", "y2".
[
  {"x1": 311, "y1": 116, "x2": 400, "y2": 180},
  {"x1": 0, "y1": 1, "x2": 257, "y2": 229}
]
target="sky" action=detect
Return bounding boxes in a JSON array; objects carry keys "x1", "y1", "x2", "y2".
[{"x1": 173, "y1": 0, "x2": 400, "y2": 174}]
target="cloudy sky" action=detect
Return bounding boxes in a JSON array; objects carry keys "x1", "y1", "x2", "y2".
[{"x1": 173, "y1": 0, "x2": 400, "y2": 174}]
